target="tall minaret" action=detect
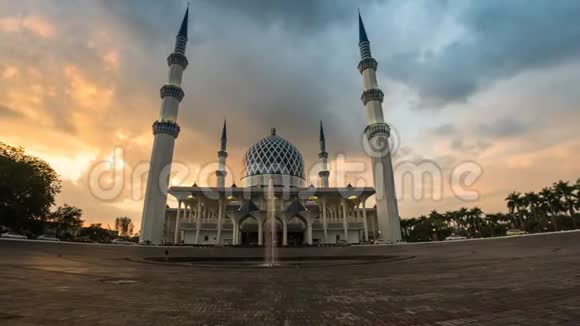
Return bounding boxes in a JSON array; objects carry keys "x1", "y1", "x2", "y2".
[
  {"x1": 357, "y1": 12, "x2": 401, "y2": 241},
  {"x1": 216, "y1": 119, "x2": 228, "y2": 188},
  {"x1": 140, "y1": 7, "x2": 189, "y2": 244},
  {"x1": 318, "y1": 121, "x2": 329, "y2": 188}
]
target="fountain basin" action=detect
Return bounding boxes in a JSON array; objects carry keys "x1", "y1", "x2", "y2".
[{"x1": 142, "y1": 255, "x2": 412, "y2": 268}]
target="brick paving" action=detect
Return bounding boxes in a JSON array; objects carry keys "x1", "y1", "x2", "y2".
[{"x1": 0, "y1": 231, "x2": 579, "y2": 325}]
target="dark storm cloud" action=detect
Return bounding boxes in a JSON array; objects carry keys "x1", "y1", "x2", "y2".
[
  {"x1": 97, "y1": 0, "x2": 185, "y2": 40},
  {"x1": 176, "y1": 43, "x2": 358, "y2": 162},
  {"x1": 383, "y1": 0, "x2": 580, "y2": 109},
  {"x1": 86, "y1": 0, "x2": 579, "y2": 160},
  {"x1": 89, "y1": 0, "x2": 375, "y2": 162},
  {"x1": 96, "y1": 0, "x2": 375, "y2": 43},
  {"x1": 477, "y1": 118, "x2": 528, "y2": 139},
  {"x1": 450, "y1": 138, "x2": 491, "y2": 155},
  {"x1": 198, "y1": 0, "x2": 370, "y2": 31},
  {"x1": 431, "y1": 123, "x2": 456, "y2": 136}
]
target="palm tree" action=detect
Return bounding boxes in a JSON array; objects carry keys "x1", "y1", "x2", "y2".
[
  {"x1": 402, "y1": 218, "x2": 420, "y2": 241},
  {"x1": 505, "y1": 192, "x2": 525, "y2": 229},
  {"x1": 428, "y1": 210, "x2": 446, "y2": 241},
  {"x1": 469, "y1": 207, "x2": 484, "y2": 237},
  {"x1": 554, "y1": 181, "x2": 577, "y2": 229},
  {"x1": 524, "y1": 192, "x2": 543, "y2": 232},
  {"x1": 455, "y1": 207, "x2": 470, "y2": 235},
  {"x1": 539, "y1": 187, "x2": 560, "y2": 231},
  {"x1": 443, "y1": 211, "x2": 458, "y2": 233},
  {"x1": 574, "y1": 178, "x2": 580, "y2": 212},
  {"x1": 414, "y1": 215, "x2": 432, "y2": 242},
  {"x1": 486, "y1": 213, "x2": 509, "y2": 237},
  {"x1": 485, "y1": 213, "x2": 497, "y2": 237},
  {"x1": 400, "y1": 218, "x2": 413, "y2": 240},
  {"x1": 115, "y1": 216, "x2": 134, "y2": 237}
]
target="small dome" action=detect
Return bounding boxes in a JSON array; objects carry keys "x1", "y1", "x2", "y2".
[{"x1": 242, "y1": 129, "x2": 305, "y2": 181}]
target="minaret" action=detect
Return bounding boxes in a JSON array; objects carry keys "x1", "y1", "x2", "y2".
[
  {"x1": 140, "y1": 7, "x2": 190, "y2": 244},
  {"x1": 216, "y1": 119, "x2": 228, "y2": 188},
  {"x1": 357, "y1": 12, "x2": 401, "y2": 241},
  {"x1": 318, "y1": 121, "x2": 329, "y2": 188}
]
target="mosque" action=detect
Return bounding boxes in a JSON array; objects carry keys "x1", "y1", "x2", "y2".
[{"x1": 139, "y1": 7, "x2": 402, "y2": 246}]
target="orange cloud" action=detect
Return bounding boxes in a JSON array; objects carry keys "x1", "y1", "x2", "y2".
[
  {"x1": 64, "y1": 65, "x2": 113, "y2": 109},
  {"x1": 0, "y1": 16, "x2": 20, "y2": 32},
  {"x1": 1, "y1": 66, "x2": 19, "y2": 79},
  {"x1": 0, "y1": 15, "x2": 56, "y2": 39},
  {"x1": 103, "y1": 50, "x2": 120, "y2": 71}
]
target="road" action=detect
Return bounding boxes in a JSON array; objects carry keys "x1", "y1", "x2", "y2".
[{"x1": 0, "y1": 231, "x2": 579, "y2": 325}]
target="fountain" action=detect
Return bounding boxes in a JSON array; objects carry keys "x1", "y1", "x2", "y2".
[
  {"x1": 263, "y1": 178, "x2": 279, "y2": 267},
  {"x1": 143, "y1": 178, "x2": 407, "y2": 268}
]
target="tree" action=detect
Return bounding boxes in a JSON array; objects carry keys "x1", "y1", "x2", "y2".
[
  {"x1": 524, "y1": 192, "x2": 542, "y2": 232},
  {"x1": 456, "y1": 207, "x2": 471, "y2": 236},
  {"x1": 0, "y1": 142, "x2": 61, "y2": 233},
  {"x1": 115, "y1": 217, "x2": 134, "y2": 237},
  {"x1": 539, "y1": 187, "x2": 561, "y2": 231},
  {"x1": 400, "y1": 218, "x2": 413, "y2": 239},
  {"x1": 406, "y1": 215, "x2": 432, "y2": 242},
  {"x1": 47, "y1": 204, "x2": 83, "y2": 238},
  {"x1": 554, "y1": 181, "x2": 577, "y2": 229},
  {"x1": 575, "y1": 178, "x2": 580, "y2": 211},
  {"x1": 485, "y1": 213, "x2": 510, "y2": 237},
  {"x1": 469, "y1": 207, "x2": 484, "y2": 237},
  {"x1": 78, "y1": 224, "x2": 115, "y2": 242},
  {"x1": 443, "y1": 211, "x2": 460, "y2": 234},
  {"x1": 428, "y1": 210, "x2": 448, "y2": 241},
  {"x1": 505, "y1": 192, "x2": 526, "y2": 230}
]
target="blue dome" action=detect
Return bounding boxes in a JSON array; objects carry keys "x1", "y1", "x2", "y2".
[{"x1": 242, "y1": 132, "x2": 305, "y2": 179}]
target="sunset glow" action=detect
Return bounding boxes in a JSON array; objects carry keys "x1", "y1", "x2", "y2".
[{"x1": 1, "y1": 1, "x2": 579, "y2": 230}]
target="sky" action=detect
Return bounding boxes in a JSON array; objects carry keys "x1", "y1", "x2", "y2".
[{"x1": 1, "y1": 0, "x2": 579, "y2": 230}]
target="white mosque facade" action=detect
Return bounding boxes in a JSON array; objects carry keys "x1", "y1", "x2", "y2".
[{"x1": 139, "y1": 8, "x2": 402, "y2": 246}]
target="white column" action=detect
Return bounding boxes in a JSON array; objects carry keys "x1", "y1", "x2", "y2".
[
  {"x1": 232, "y1": 220, "x2": 238, "y2": 245},
  {"x1": 282, "y1": 220, "x2": 288, "y2": 246},
  {"x1": 216, "y1": 155, "x2": 227, "y2": 188},
  {"x1": 195, "y1": 199, "x2": 201, "y2": 244},
  {"x1": 258, "y1": 219, "x2": 263, "y2": 246},
  {"x1": 362, "y1": 199, "x2": 369, "y2": 242},
  {"x1": 341, "y1": 200, "x2": 348, "y2": 242},
  {"x1": 358, "y1": 24, "x2": 401, "y2": 242},
  {"x1": 217, "y1": 199, "x2": 223, "y2": 244},
  {"x1": 322, "y1": 199, "x2": 328, "y2": 244},
  {"x1": 188, "y1": 203, "x2": 193, "y2": 223},
  {"x1": 139, "y1": 10, "x2": 189, "y2": 245},
  {"x1": 306, "y1": 221, "x2": 313, "y2": 245},
  {"x1": 173, "y1": 200, "x2": 182, "y2": 244},
  {"x1": 140, "y1": 134, "x2": 176, "y2": 244}
]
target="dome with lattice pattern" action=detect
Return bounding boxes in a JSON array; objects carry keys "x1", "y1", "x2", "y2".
[{"x1": 242, "y1": 129, "x2": 305, "y2": 181}]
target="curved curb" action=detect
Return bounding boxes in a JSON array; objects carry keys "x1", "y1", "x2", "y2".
[{"x1": 126, "y1": 255, "x2": 415, "y2": 270}]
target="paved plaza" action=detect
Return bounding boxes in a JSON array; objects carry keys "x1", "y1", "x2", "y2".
[{"x1": 0, "y1": 232, "x2": 579, "y2": 325}]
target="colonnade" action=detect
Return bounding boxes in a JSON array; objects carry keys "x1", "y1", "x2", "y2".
[
  {"x1": 318, "y1": 198, "x2": 370, "y2": 243},
  {"x1": 232, "y1": 217, "x2": 311, "y2": 246},
  {"x1": 172, "y1": 196, "x2": 371, "y2": 245},
  {"x1": 174, "y1": 198, "x2": 226, "y2": 244}
]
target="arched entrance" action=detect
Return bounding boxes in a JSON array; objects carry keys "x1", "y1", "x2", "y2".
[
  {"x1": 263, "y1": 217, "x2": 282, "y2": 247},
  {"x1": 287, "y1": 216, "x2": 306, "y2": 246},
  {"x1": 239, "y1": 215, "x2": 259, "y2": 245}
]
